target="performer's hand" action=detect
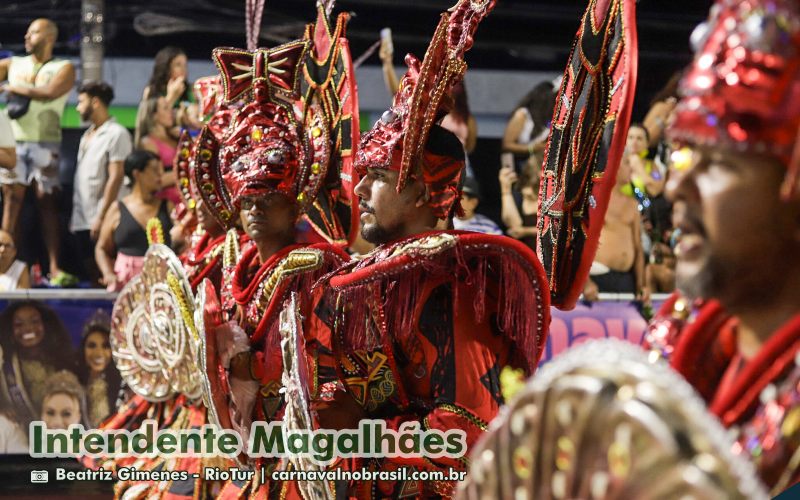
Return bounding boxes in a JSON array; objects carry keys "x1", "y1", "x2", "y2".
[{"x1": 313, "y1": 389, "x2": 366, "y2": 430}]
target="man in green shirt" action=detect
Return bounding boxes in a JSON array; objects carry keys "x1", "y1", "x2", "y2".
[{"x1": 0, "y1": 18, "x2": 75, "y2": 285}]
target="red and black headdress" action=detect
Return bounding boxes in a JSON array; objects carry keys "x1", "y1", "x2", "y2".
[
  {"x1": 668, "y1": 0, "x2": 800, "y2": 200},
  {"x1": 195, "y1": 6, "x2": 360, "y2": 241},
  {"x1": 537, "y1": 0, "x2": 639, "y2": 310},
  {"x1": 354, "y1": 0, "x2": 496, "y2": 220}
]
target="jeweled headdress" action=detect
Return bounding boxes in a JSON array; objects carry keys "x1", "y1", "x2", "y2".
[
  {"x1": 193, "y1": 41, "x2": 309, "y2": 229},
  {"x1": 537, "y1": 0, "x2": 638, "y2": 309},
  {"x1": 354, "y1": 0, "x2": 496, "y2": 219},
  {"x1": 196, "y1": 7, "x2": 360, "y2": 242},
  {"x1": 174, "y1": 130, "x2": 197, "y2": 210},
  {"x1": 668, "y1": 0, "x2": 800, "y2": 199}
]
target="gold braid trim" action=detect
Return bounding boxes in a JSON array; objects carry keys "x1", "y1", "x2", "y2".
[
  {"x1": 166, "y1": 272, "x2": 198, "y2": 342},
  {"x1": 257, "y1": 249, "x2": 324, "y2": 311},
  {"x1": 425, "y1": 403, "x2": 489, "y2": 431},
  {"x1": 223, "y1": 228, "x2": 241, "y2": 268}
]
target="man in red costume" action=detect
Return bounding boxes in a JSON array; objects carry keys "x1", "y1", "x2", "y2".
[
  {"x1": 644, "y1": 0, "x2": 800, "y2": 493},
  {"x1": 195, "y1": 7, "x2": 360, "y2": 498},
  {"x1": 313, "y1": 1, "x2": 550, "y2": 497}
]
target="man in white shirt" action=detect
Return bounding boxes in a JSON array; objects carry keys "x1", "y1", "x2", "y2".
[{"x1": 71, "y1": 81, "x2": 131, "y2": 283}]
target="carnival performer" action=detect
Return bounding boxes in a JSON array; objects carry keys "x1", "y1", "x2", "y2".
[
  {"x1": 311, "y1": 1, "x2": 551, "y2": 497},
  {"x1": 641, "y1": 0, "x2": 800, "y2": 492},
  {"x1": 461, "y1": 0, "x2": 800, "y2": 497},
  {"x1": 192, "y1": 5, "x2": 360, "y2": 498}
]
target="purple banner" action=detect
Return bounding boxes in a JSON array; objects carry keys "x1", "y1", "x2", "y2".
[{"x1": 539, "y1": 300, "x2": 662, "y2": 365}]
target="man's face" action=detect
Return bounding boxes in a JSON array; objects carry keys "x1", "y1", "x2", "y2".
[
  {"x1": 24, "y1": 20, "x2": 53, "y2": 55},
  {"x1": 667, "y1": 147, "x2": 799, "y2": 307},
  {"x1": 354, "y1": 166, "x2": 425, "y2": 245},
  {"x1": 239, "y1": 193, "x2": 296, "y2": 242},
  {"x1": 76, "y1": 93, "x2": 94, "y2": 122}
]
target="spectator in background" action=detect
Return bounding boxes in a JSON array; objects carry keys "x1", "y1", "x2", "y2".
[
  {"x1": 76, "y1": 311, "x2": 120, "y2": 428},
  {"x1": 0, "y1": 230, "x2": 29, "y2": 291},
  {"x1": 499, "y1": 157, "x2": 540, "y2": 250},
  {"x1": 0, "y1": 300, "x2": 76, "y2": 427},
  {"x1": 453, "y1": 177, "x2": 502, "y2": 235},
  {"x1": 626, "y1": 123, "x2": 664, "y2": 198},
  {"x1": 95, "y1": 150, "x2": 173, "y2": 291},
  {"x1": 71, "y1": 81, "x2": 132, "y2": 284},
  {"x1": 583, "y1": 156, "x2": 647, "y2": 301},
  {"x1": 143, "y1": 46, "x2": 200, "y2": 130},
  {"x1": 502, "y1": 81, "x2": 556, "y2": 171},
  {"x1": 134, "y1": 97, "x2": 179, "y2": 204},
  {"x1": 0, "y1": 111, "x2": 16, "y2": 171},
  {"x1": 440, "y1": 82, "x2": 478, "y2": 154},
  {"x1": 626, "y1": 122, "x2": 672, "y2": 244},
  {"x1": 40, "y1": 370, "x2": 85, "y2": 430},
  {"x1": 646, "y1": 241, "x2": 676, "y2": 294},
  {"x1": 0, "y1": 18, "x2": 76, "y2": 286},
  {"x1": 643, "y1": 71, "x2": 681, "y2": 150}
]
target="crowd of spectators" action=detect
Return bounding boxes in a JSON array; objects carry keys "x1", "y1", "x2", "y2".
[{"x1": 0, "y1": 18, "x2": 679, "y2": 299}]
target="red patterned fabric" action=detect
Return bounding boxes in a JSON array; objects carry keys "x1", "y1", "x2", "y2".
[
  {"x1": 537, "y1": 0, "x2": 639, "y2": 310},
  {"x1": 644, "y1": 293, "x2": 800, "y2": 492},
  {"x1": 319, "y1": 231, "x2": 550, "y2": 498}
]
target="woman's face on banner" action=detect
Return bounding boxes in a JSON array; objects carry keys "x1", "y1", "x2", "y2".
[
  {"x1": 41, "y1": 393, "x2": 81, "y2": 429},
  {"x1": 12, "y1": 306, "x2": 45, "y2": 349},
  {"x1": 84, "y1": 330, "x2": 112, "y2": 375}
]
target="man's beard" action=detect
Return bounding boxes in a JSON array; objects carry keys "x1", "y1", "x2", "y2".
[
  {"x1": 361, "y1": 221, "x2": 400, "y2": 246},
  {"x1": 80, "y1": 110, "x2": 92, "y2": 122}
]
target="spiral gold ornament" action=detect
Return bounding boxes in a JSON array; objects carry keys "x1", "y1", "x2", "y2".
[
  {"x1": 110, "y1": 275, "x2": 174, "y2": 402},
  {"x1": 109, "y1": 245, "x2": 205, "y2": 402}
]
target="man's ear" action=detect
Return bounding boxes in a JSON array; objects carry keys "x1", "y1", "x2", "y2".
[{"x1": 414, "y1": 181, "x2": 431, "y2": 208}]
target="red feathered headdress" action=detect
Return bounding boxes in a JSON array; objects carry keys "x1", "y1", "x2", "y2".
[{"x1": 354, "y1": 0, "x2": 496, "y2": 220}]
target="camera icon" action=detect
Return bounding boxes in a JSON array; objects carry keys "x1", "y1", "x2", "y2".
[{"x1": 30, "y1": 470, "x2": 48, "y2": 483}]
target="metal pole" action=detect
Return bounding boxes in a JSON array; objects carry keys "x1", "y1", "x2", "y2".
[{"x1": 81, "y1": 0, "x2": 105, "y2": 83}]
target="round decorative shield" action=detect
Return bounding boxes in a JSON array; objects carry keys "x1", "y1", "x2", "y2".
[
  {"x1": 139, "y1": 244, "x2": 204, "y2": 400},
  {"x1": 537, "y1": 0, "x2": 639, "y2": 310},
  {"x1": 458, "y1": 339, "x2": 769, "y2": 500},
  {"x1": 110, "y1": 275, "x2": 174, "y2": 402},
  {"x1": 110, "y1": 245, "x2": 205, "y2": 402}
]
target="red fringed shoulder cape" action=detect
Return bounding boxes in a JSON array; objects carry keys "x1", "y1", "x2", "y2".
[{"x1": 323, "y1": 230, "x2": 550, "y2": 498}]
